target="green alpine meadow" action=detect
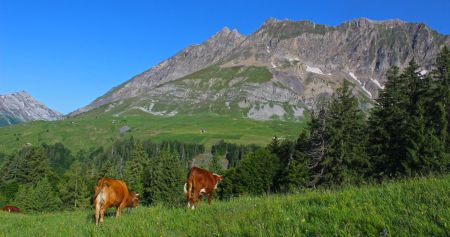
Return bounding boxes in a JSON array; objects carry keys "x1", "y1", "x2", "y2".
[
  {"x1": 1, "y1": 175, "x2": 449, "y2": 236},
  {"x1": 2, "y1": 2, "x2": 450, "y2": 236}
]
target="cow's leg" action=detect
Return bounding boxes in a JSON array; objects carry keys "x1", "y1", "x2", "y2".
[
  {"x1": 191, "y1": 190, "x2": 200, "y2": 210},
  {"x1": 100, "y1": 206, "x2": 106, "y2": 224},
  {"x1": 116, "y1": 202, "x2": 127, "y2": 218},
  {"x1": 207, "y1": 193, "x2": 212, "y2": 205},
  {"x1": 95, "y1": 202, "x2": 100, "y2": 225},
  {"x1": 198, "y1": 194, "x2": 203, "y2": 205}
]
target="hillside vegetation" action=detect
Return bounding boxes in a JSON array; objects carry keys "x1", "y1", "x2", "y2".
[
  {"x1": 1, "y1": 175, "x2": 449, "y2": 236},
  {"x1": 0, "y1": 112, "x2": 306, "y2": 153}
]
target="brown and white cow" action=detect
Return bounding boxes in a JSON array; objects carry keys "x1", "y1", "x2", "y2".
[
  {"x1": 93, "y1": 177, "x2": 139, "y2": 225},
  {"x1": 1, "y1": 205, "x2": 20, "y2": 213},
  {"x1": 184, "y1": 167, "x2": 223, "y2": 209}
]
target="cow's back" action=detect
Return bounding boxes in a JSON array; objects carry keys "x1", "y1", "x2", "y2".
[
  {"x1": 188, "y1": 167, "x2": 215, "y2": 189},
  {"x1": 95, "y1": 178, "x2": 130, "y2": 206},
  {"x1": 2, "y1": 205, "x2": 20, "y2": 213}
]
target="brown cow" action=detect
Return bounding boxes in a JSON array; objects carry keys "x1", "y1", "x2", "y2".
[
  {"x1": 184, "y1": 167, "x2": 223, "y2": 209},
  {"x1": 2, "y1": 205, "x2": 20, "y2": 213},
  {"x1": 93, "y1": 177, "x2": 139, "y2": 225}
]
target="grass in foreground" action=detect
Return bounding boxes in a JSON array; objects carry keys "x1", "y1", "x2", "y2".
[{"x1": 1, "y1": 176, "x2": 449, "y2": 236}]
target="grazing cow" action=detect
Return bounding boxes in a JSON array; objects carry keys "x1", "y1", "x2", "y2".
[
  {"x1": 184, "y1": 167, "x2": 223, "y2": 209},
  {"x1": 93, "y1": 177, "x2": 139, "y2": 225},
  {"x1": 1, "y1": 205, "x2": 20, "y2": 213}
]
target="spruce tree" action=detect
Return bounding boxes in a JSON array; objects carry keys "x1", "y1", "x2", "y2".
[
  {"x1": 58, "y1": 160, "x2": 90, "y2": 210},
  {"x1": 142, "y1": 152, "x2": 184, "y2": 206},
  {"x1": 29, "y1": 177, "x2": 61, "y2": 212},
  {"x1": 124, "y1": 142, "x2": 148, "y2": 195},
  {"x1": 284, "y1": 131, "x2": 310, "y2": 191},
  {"x1": 432, "y1": 46, "x2": 450, "y2": 153},
  {"x1": 208, "y1": 155, "x2": 224, "y2": 174},
  {"x1": 237, "y1": 148, "x2": 279, "y2": 195},
  {"x1": 319, "y1": 81, "x2": 369, "y2": 185}
]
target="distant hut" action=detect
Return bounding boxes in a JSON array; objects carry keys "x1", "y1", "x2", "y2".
[{"x1": 119, "y1": 126, "x2": 130, "y2": 136}]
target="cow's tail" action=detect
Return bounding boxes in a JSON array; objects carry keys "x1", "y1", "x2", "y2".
[
  {"x1": 183, "y1": 183, "x2": 188, "y2": 194},
  {"x1": 94, "y1": 179, "x2": 109, "y2": 205},
  {"x1": 94, "y1": 179, "x2": 109, "y2": 225}
]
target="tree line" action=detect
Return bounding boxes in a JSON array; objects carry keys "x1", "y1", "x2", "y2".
[
  {"x1": 219, "y1": 47, "x2": 450, "y2": 198},
  {"x1": 0, "y1": 47, "x2": 449, "y2": 212},
  {"x1": 0, "y1": 139, "x2": 204, "y2": 211}
]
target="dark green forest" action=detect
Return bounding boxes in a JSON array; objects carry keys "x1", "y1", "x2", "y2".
[{"x1": 1, "y1": 47, "x2": 449, "y2": 212}]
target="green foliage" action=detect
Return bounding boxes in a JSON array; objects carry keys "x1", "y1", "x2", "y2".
[
  {"x1": 1, "y1": 176, "x2": 449, "y2": 236},
  {"x1": 142, "y1": 152, "x2": 184, "y2": 206},
  {"x1": 223, "y1": 148, "x2": 279, "y2": 196},
  {"x1": 208, "y1": 154, "x2": 223, "y2": 174},
  {"x1": 15, "y1": 178, "x2": 61, "y2": 212},
  {"x1": 319, "y1": 81, "x2": 370, "y2": 185},
  {"x1": 123, "y1": 142, "x2": 148, "y2": 194},
  {"x1": 58, "y1": 160, "x2": 90, "y2": 210},
  {"x1": 283, "y1": 132, "x2": 311, "y2": 191},
  {"x1": 368, "y1": 57, "x2": 450, "y2": 178}
]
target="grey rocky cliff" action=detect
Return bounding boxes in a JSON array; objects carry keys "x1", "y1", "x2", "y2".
[
  {"x1": 71, "y1": 27, "x2": 246, "y2": 116},
  {"x1": 0, "y1": 91, "x2": 62, "y2": 126},
  {"x1": 72, "y1": 18, "x2": 450, "y2": 119}
]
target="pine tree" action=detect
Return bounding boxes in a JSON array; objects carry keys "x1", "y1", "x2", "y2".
[
  {"x1": 13, "y1": 184, "x2": 33, "y2": 211},
  {"x1": 124, "y1": 142, "x2": 148, "y2": 195},
  {"x1": 25, "y1": 147, "x2": 57, "y2": 185},
  {"x1": 307, "y1": 107, "x2": 328, "y2": 187},
  {"x1": 319, "y1": 81, "x2": 369, "y2": 185},
  {"x1": 284, "y1": 131, "x2": 311, "y2": 191},
  {"x1": 237, "y1": 148, "x2": 279, "y2": 195},
  {"x1": 432, "y1": 46, "x2": 450, "y2": 153},
  {"x1": 28, "y1": 177, "x2": 61, "y2": 212},
  {"x1": 208, "y1": 155, "x2": 224, "y2": 174},
  {"x1": 58, "y1": 160, "x2": 90, "y2": 210},
  {"x1": 368, "y1": 66, "x2": 410, "y2": 177},
  {"x1": 142, "y1": 152, "x2": 184, "y2": 206}
]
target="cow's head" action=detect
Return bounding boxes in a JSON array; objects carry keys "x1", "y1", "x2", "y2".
[
  {"x1": 212, "y1": 174, "x2": 223, "y2": 189},
  {"x1": 128, "y1": 192, "x2": 139, "y2": 208}
]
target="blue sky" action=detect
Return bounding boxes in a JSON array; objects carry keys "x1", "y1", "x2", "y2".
[{"x1": 1, "y1": 0, "x2": 449, "y2": 114}]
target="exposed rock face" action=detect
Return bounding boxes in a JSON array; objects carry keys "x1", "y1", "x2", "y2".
[
  {"x1": 0, "y1": 91, "x2": 62, "y2": 126},
  {"x1": 71, "y1": 18, "x2": 450, "y2": 120},
  {"x1": 71, "y1": 27, "x2": 246, "y2": 115}
]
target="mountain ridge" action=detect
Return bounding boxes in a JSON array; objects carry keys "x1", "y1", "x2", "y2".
[
  {"x1": 0, "y1": 91, "x2": 62, "y2": 126},
  {"x1": 69, "y1": 17, "x2": 450, "y2": 119}
]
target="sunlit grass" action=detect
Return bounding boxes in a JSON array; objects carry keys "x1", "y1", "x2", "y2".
[{"x1": 1, "y1": 175, "x2": 449, "y2": 236}]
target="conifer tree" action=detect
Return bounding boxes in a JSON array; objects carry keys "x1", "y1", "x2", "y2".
[
  {"x1": 142, "y1": 152, "x2": 184, "y2": 206},
  {"x1": 208, "y1": 155, "x2": 224, "y2": 174},
  {"x1": 284, "y1": 131, "x2": 311, "y2": 191},
  {"x1": 432, "y1": 46, "x2": 450, "y2": 153},
  {"x1": 28, "y1": 177, "x2": 61, "y2": 212},
  {"x1": 58, "y1": 160, "x2": 90, "y2": 210},
  {"x1": 319, "y1": 81, "x2": 369, "y2": 185},
  {"x1": 124, "y1": 142, "x2": 148, "y2": 195}
]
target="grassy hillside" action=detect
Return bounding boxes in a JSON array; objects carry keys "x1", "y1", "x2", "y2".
[
  {"x1": 0, "y1": 112, "x2": 306, "y2": 153},
  {"x1": 1, "y1": 176, "x2": 449, "y2": 236}
]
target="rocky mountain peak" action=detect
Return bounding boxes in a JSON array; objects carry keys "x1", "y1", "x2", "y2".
[
  {"x1": 71, "y1": 18, "x2": 450, "y2": 120},
  {"x1": 0, "y1": 91, "x2": 62, "y2": 126}
]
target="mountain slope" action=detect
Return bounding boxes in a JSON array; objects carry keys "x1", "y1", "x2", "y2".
[
  {"x1": 0, "y1": 91, "x2": 62, "y2": 126},
  {"x1": 71, "y1": 27, "x2": 246, "y2": 116},
  {"x1": 73, "y1": 18, "x2": 450, "y2": 120}
]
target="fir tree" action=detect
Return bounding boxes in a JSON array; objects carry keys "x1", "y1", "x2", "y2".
[
  {"x1": 284, "y1": 131, "x2": 310, "y2": 191},
  {"x1": 142, "y1": 152, "x2": 184, "y2": 206},
  {"x1": 28, "y1": 177, "x2": 61, "y2": 212},
  {"x1": 208, "y1": 155, "x2": 224, "y2": 174},
  {"x1": 319, "y1": 80, "x2": 369, "y2": 185},
  {"x1": 58, "y1": 160, "x2": 90, "y2": 210},
  {"x1": 124, "y1": 142, "x2": 148, "y2": 195}
]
